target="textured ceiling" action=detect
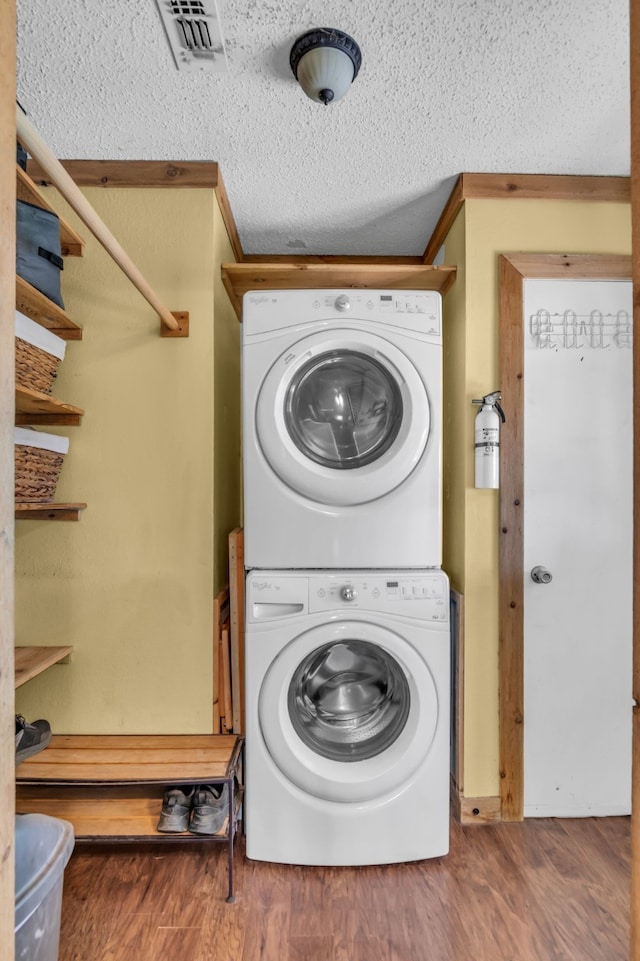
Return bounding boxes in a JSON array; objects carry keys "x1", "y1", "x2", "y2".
[{"x1": 16, "y1": 0, "x2": 630, "y2": 256}]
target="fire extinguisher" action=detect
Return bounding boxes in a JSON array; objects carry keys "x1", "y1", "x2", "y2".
[{"x1": 472, "y1": 391, "x2": 506, "y2": 489}]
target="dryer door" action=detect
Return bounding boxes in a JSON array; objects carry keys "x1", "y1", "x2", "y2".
[
  {"x1": 256, "y1": 329, "x2": 430, "y2": 506},
  {"x1": 258, "y1": 620, "x2": 440, "y2": 802}
]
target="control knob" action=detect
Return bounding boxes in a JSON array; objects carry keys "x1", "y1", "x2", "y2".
[
  {"x1": 341, "y1": 585, "x2": 358, "y2": 602},
  {"x1": 335, "y1": 294, "x2": 351, "y2": 312}
]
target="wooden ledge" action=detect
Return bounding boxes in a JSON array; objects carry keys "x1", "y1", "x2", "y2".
[
  {"x1": 16, "y1": 276, "x2": 83, "y2": 340},
  {"x1": 15, "y1": 646, "x2": 73, "y2": 688},
  {"x1": 221, "y1": 262, "x2": 457, "y2": 320},
  {"x1": 16, "y1": 385, "x2": 84, "y2": 426},
  {"x1": 15, "y1": 503, "x2": 87, "y2": 521}
]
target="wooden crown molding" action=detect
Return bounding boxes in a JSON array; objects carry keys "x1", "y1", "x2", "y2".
[
  {"x1": 26, "y1": 159, "x2": 244, "y2": 264},
  {"x1": 26, "y1": 158, "x2": 219, "y2": 188},
  {"x1": 423, "y1": 173, "x2": 631, "y2": 264},
  {"x1": 24, "y1": 162, "x2": 630, "y2": 274}
]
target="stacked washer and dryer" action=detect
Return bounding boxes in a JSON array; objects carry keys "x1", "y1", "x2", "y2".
[{"x1": 242, "y1": 289, "x2": 450, "y2": 866}]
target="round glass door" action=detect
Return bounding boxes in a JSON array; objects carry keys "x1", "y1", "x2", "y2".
[
  {"x1": 258, "y1": 619, "x2": 439, "y2": 802},
  {"x1": 285, "y1": 351, "x2": 403, "y2": 470},
  {"x1": 255, "y1": 329, "x2": 431, "y2": 507},
  {"x1": 288, "y1": 640, "x2": 410, "y2": 761}
]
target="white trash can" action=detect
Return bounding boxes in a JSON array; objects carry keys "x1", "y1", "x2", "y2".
[{"x1": 15, "y1": 814, "x2": 75, "y2": 961}]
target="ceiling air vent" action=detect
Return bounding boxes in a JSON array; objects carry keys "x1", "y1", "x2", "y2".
[{"x1": 155, "y1": 0, "x2": 228, "y2": 72}]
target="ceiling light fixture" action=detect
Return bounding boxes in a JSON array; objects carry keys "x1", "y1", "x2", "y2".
[{"x1": 289, "y1": 27, "x2": 362, "y2": 106}]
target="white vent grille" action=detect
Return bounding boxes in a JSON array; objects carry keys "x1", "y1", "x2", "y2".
[{"x1": 155, "y1": 0, "x2": 228, "y2": 72}]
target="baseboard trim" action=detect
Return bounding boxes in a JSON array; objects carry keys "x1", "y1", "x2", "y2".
[{"x1": 451, "y1": 778, "x2": 502, "y2": 824}]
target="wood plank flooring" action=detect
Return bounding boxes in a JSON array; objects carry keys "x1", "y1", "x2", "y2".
[{"x1": 58, "y1": 815, "x2": 630, "y2": 961}]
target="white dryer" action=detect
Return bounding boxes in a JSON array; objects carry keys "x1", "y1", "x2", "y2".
[
  {"x1": 242, "y1": 289, "x2": 443, "y2": 570},
  {"x1": 245, "y1": 569, "x2": 450, "y2": 866}
]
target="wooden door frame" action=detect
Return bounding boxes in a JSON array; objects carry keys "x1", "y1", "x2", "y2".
[
  {"x1": 630, "y1": 8, "x2": 640, "y2": 961},
  {"x1": 498, "y1": 252, "x2": 632, "y2": 822},
  {"x1": 0, "y1": 2, "x2": 16, "y2": 959}
]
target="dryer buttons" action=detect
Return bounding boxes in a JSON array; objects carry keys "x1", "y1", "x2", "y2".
[{"x1": 335, "y1": 294, "x2": 351, "y2": 312}]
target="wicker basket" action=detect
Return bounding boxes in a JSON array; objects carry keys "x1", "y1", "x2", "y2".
[
  {"x1": 15, "y1": 310, "x2": 66, "y2": 395},
  {"x1": 14, "y1": 429, "x2": 69, "y2": 503}
]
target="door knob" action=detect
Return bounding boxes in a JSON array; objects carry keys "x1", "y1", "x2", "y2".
[{"x1": 531, "y1": 566, "x2": 553, "y2": 584}]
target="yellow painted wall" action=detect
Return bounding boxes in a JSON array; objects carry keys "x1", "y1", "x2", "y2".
[
  {"x1": 442, "y1": 209, "x2": 466, "y2": 593},
  {"x1": 447, "y1": 197, "x2": 631, "y2": 797},
  {"x1": 15, "y1": 187, "x2": 240, "y2": 733},
  {"x1": 213, "y1": 200, "x2": 241, "y2": 592}
]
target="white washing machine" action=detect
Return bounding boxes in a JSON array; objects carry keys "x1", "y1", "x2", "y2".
[
  {"x1": 245, "y1": 568, "x2": 450, "y2": 866},
  {"x1": 242, "y1": 289, "x2": 443, "y2": 570}
]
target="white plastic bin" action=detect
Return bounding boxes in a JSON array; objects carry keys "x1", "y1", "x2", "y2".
[{"x1": 15, "y1": 814, "x2": 75, "y2": 961}]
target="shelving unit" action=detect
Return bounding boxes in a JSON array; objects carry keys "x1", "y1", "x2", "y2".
[
  {"x1": 14, "y1": 645, "x2": 72, "y2": 687},
  {"x1": 16, "y1": 734, "x2": 244, "y2": 902},
  {"x1": 15, "y1": 160, "x2": 85, "y2": 520}
]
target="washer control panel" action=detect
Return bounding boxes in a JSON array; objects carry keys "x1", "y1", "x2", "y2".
[
  {"x1": 309, "y1": 572, "x2": 448, "y2": 621},
  {"x1": 247, "y1": 571, "x2": 449, "y2": 623}
]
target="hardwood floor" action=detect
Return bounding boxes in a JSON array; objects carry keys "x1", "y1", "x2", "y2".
[{"x1": 58, "y1": 815, "x2": 630, "y2": 961}]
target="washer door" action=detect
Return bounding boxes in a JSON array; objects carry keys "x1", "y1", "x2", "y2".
[
  {"x1": 258, "y1": 620, "x2": 439, "y2": 802},
  {"x1": 256, "y1": 329, "x2": 430, "y2": 506}
]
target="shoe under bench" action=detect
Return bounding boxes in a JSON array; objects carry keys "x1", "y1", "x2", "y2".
[{"x1": 16, "y1": 733, "x2": 244, "y2": 902}]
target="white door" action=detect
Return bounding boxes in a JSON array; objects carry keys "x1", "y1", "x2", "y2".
[{"x1": 523, "y1": 278, "x2": 632, "y2": 817}]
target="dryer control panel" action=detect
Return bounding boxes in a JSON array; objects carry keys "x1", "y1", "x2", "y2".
[
  {"x1": 243, "y1": 288, "x2": 442, "y2": 339},
  {"x1": 315, "y1": 291, "x2": 440, "y2": 336}
]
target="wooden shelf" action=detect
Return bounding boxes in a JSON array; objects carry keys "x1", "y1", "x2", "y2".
[
  {"x1": 221, "y1": 262, "x2": 457, "y2": 319},
  {"x1": 15, "y1": 384, "x2": 84, "y2": 426},
  {"x1": 15, "y1": 645, "x2": 72, "y2": 688},
  {"x1": 16, "y1": 734, "x2": 244, "y2": 844},
  {"x1": 15, "y1": 734, "x2": 242, "y2": 784},
  {"x1": 15, "y1": 732, "x2": 244, "y2": 899},
  {"x1": 16, "y1": 735, "x2": 243, "y2": 839},
  {"x1": 16, "y1": 276, "x2": 83, "y2": 340},
  {"x1": 16, "y1": 784, "x2": 244, "y2": 842},
  {"x1": 15, "y1": 503, "x2": 87, "y2": 521},
  {"x1": 16, "y1": 164, "x2": 85, "y2": 257}
]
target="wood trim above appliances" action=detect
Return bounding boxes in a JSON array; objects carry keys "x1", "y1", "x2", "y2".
[
  {"x1": 220, "y1": 262, "x2": 457, "y2": 320},
  {"x1": 26, "y1": 158, "x2": 244, "y2": 266},
  {"x1": 424, "y1": 174, "x2": 631, "y2": 265}
]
